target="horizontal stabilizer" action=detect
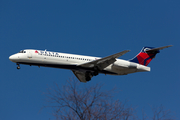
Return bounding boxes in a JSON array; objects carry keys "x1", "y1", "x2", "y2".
[{"x1": 145, "y1": 45, "x2": 173, "y2": 53}]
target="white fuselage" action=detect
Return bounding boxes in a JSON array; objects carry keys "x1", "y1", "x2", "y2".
[{"x1": 9, "y1": 49, "x2": 150, "y2": 75}]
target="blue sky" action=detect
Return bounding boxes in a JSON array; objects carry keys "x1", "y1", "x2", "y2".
[{"x1": 1, "y1": 0, "x2": 180, "y2": 119}]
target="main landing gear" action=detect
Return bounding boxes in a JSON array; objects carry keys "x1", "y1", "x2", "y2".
[
  {"x1": 85, "y1": 70, "x2": 99, "y2": 82},
  {"x1": 17, "y1": 63, "x2": 20, "y2": 69},
  {"x1": 85, "y1": 71, "x2": 93, "y2": 81},
  {"x1": 93, "y1": 66, "x2": 99, "y2": 76}
]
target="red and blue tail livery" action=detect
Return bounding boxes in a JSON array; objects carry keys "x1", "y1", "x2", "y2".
[{"x1": 130, "y1": 45, "x2": 172, "y2": 66}]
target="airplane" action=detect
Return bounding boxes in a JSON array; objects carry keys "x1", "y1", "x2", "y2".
[{"x1": 9, "y1": 45, "x2": 172, "y2": 82}]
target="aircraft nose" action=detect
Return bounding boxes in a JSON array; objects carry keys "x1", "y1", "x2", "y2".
[{"x1": 9, "y1": 54, "x2": 19, "y2": 62}]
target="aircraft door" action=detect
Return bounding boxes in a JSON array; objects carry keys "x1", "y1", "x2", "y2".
[{"x1": 28, "y1": 51, "x2": 32, "y2": 58}]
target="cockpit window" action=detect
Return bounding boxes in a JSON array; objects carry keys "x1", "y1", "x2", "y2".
[
  {"x1": 19, "y1": 50, "x2": 23, "y2": 53},
  {"x1": 19, "y1": 50, "x2": 26, "y2": 53}
]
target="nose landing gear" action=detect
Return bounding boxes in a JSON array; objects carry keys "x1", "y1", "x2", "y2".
[{"x1": 17, "y1": 63, "x2": 20, "y2": 69}]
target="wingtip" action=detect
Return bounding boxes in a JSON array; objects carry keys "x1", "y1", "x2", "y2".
[
  {"x1": 167, "y1": 45, "x2": 173, "y2": 47},
  {"x1": 162, "y1": 45, "x2": 173, "y2": 49}
]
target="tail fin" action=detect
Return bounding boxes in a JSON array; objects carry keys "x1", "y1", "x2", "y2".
[{"x1": 130, "y1": 45, "x2": 172, "y2": 66}]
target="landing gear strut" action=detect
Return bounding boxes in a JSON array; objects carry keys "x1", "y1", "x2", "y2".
[
  {"x1": 17, "y1": 63, "x2": 20, "y2": 69},
  {"x1": 85, "y1": 67, "x2": 100, "y2": 82},
  {"x1": 93, "y1": 66, "x2": 99, "y2": 76},
  {"x1": 85, "y1": 72, "x2": 92, "y2": 81}
]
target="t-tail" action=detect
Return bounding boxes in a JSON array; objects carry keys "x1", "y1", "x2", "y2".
[{"x1": 130, "y1": 45, "x2": 172, "y2": 66}]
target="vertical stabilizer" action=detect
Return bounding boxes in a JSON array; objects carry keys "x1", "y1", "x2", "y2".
[{"x1": 130, "y1": 45, "x2": 172, "y2": 66}]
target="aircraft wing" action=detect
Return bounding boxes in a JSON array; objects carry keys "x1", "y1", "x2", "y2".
[
  {"x1": 74, "y1": 50, "x2": 130, "y2": 82},
  {"x1": 78, "y1": 50, "x2": 130, "y2": 70},
  {"x1": 72, "y1": 70, "x2": 92, "y2": 83}
]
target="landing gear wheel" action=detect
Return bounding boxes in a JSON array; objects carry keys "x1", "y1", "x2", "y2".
[
  {"x1": 93, "y1": 71, "x2": 99, "y2": 76},
  {"x1": 16, "y1": 63, "x2": 20, "y2": 69},
  {"x1": 17, "y1": 66, "x2": 20, "y2": 69},
  {"x1": 86, "y1": 76, "x2": 91, "y2": 81},
  {"x1": 93, "y1": 67, "x2": 99, "y2": 76},
  {"x1": 86, "y1": 71, "x2": 92, "y2": 81}
]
